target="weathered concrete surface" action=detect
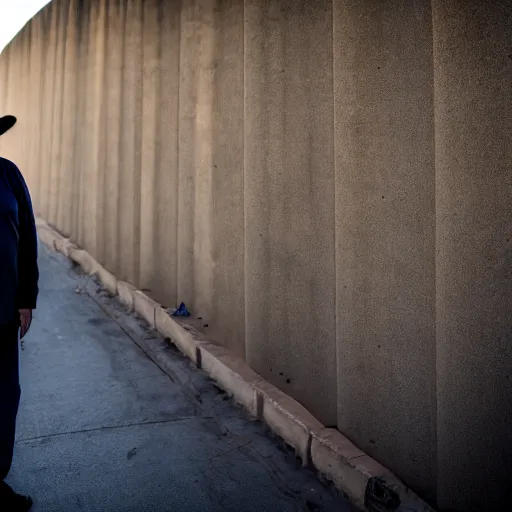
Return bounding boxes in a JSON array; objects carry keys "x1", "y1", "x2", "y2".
[
  {"x1": 1, "y1": 0, "x2": 511, "y2": 509},
  {"x1": 9, "y1": 245, "x2": 354, "y2": 512},
  {"x1": 433, "y1": 1, "x2": 512, "y2": 511},
  {"x1": 38, "y1": 217, "x2": 435, "y2": 512},
  {"x1": 139, "y1": 0, "x2": 180, "y2": 312},
  {"x1": 333, "y1": 0, "x2": 436, "y2": 503},
  {"x1": 244, "y1": 0, "x2": 337, "y2": 426}
]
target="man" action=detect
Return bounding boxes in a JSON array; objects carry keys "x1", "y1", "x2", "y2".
[{"x1": 0, "y1": 115, "x2": 39, "y2": 512}]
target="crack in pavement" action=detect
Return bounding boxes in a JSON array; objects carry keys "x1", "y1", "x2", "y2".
[
  {"x1": 205, "y1": 440, "x2": 253, "y2": 462},
  {"x1": 15, "y1": 415, "x2": 210, "y2": 445}
]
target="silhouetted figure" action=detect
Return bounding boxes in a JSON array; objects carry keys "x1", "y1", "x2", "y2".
[{"x1": 0, "y1": 115, "x2": 38, "y2": 512}]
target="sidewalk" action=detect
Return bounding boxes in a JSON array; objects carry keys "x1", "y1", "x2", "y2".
[{"x1": 8, "y1": 245, "x2": 355, "y2": 512}]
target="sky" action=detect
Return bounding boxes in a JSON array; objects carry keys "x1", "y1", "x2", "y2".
[{"x1": 0, "y1": 0, "x2": 51, "y2": 53}]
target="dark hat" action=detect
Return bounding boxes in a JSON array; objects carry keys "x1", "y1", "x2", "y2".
[{"x1": 0, "y1": 115, "x2": 17, "y2": 136}]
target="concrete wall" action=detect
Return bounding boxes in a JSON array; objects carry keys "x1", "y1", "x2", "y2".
[
  {"x1": 334, "y1": 0, "x2": 437, "y2": 501},
  {"x1": 1, "y1": 0, "x2": 511, "y2": 509},
  {"x1": 433, "y1": 1, "x2": 512, "y2": 510}
]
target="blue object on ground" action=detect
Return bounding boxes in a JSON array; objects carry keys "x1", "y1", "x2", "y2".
[{"x1": 172, "y1": 302, "x2": 190, "y2": 317}]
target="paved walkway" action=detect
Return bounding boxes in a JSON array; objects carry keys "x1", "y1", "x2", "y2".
[{"x1": 8, "y1": 246, "x2": 355, "y2": 512}]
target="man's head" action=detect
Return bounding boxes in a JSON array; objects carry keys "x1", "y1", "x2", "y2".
[{"x1": 0, "y1": 115, "x2": 16, "y2": 136}]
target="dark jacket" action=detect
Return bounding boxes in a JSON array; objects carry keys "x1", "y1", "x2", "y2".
[{"x1": 0, "y1": 157, "x2": 39, "y2": 325}]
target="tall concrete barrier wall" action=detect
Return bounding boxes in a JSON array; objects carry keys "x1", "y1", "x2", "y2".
[{"x1": 1, "y1": 1, "x2": 510, "y2": 509}]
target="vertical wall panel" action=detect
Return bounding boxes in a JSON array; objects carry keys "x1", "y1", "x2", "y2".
[
  {"x1": 0, "y1": 44, "x2": 8, "y2": 112},
  {"x1": 140, "y1": 0, "x2": 162, "y2": 294},
  {"x1": 3, "y1": 37, "x2": 17, "y2": 162},
  {"x1": 73, "y1": 0, "x2": 90, "y2": 246},
  {"x1": 210, "y1": 0, "x2": 245, "y2": 356},
  {"x1": 192, "y1": 0, "x2": 215, "y2": 323},
  {"x1": 139, "y1": 0, "x2": 181, "y2": 307},
  {"x1": 102, "y1": 0, "x2": 125, "y2": 274},
  {"x1": 178, "y1": 0, "x2": 217, "y2": 321},
  {"x1": 81, "y1": 0, "x2": 96, "y2": 253},
  {"x1": 244, "y1": 0, "x2": 336, "y2": 424},
  {"x1": 94, "y1": 0, "x2": 108, "y2": 264},
  {"x1": 177, "y1": 0, "x2": 200, "y2": 310},
  {"x1": 47, "y1": 0, "x2": 66, "y2": 227},
  {"x1": 57, "y1": 0, "x2": 79, "y2": 236},
  {"x1": 139, "y1": 0, "x2": 181, "y2": 306},
  {"x1": 154, "y1": 0, "x2": 181, "y2": 308},
  {"x1": 28, "y1": 18, "x2": 44, "y2": 206},
  {"x1": 433, "y1": 1, "x2": 512, "y2": 510},
  {"x1": 333, "y1": 0, "x2": 436, "y2": 501},
  {"x1": 81, "y1": 0, "x2": 106, "y2": 257},
  {"x1": 118, "y1": 0, "x2": 143, "y2": 284},
  {"x1": 39, "y1": 4, "x2": 58, "y2": 221},
  {"x1": 18, "y1": 24, "x2": 32, "y2": 189}
]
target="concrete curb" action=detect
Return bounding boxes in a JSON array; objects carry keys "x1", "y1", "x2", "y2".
[
  {"x1": 199, "y1": 342, "x2": 262, "y2": 418},
  {"x1": 36, "y1": 218, "x2": 435, "y2": 512},
  {"x1": 255, "y1": 378, "x2": 324, "y2": 467},
  {"x1": 132, "y1": 290, "x2": 159, "y2": 329},
  {"x1": 155, "y1": 307, "x2": 202, "y2": 365},
  {"x1": 117, "y1": 281, "x2": 136, "y2": 312},
  {"x1": 95, "y1": 266, "x2": 117, "y2": 296}
]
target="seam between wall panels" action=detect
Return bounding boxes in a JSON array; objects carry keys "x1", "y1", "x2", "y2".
[
  {"x1": 430, "y1": 0, "x2": 439, "y2": 499},
  {"x1": 176, "y1": 0, "x2": 182, "y2": 308},
  {"x1": 242, "y1": 0, "x2": 248, "y2": 362},
  {"x1": 331, "y1": 0, "x2": 338, "y2": 428},
  {"x1": 242, "y1": 0, "x2": 246, "y2": 361}
]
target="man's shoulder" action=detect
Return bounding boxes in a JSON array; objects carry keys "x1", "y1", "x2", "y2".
[
  {"x1": 0, "y1": 157, "x2": 23, "y2": 182},
  {"x1": 0, "y1": 156, "x2": 19, "y2": 170},
  {"x1": 0, "y1": 158, "x2": 26, "y2": 193},
  {"x1": 0, "y1": 156, "x2": 20, "y2": 174}
]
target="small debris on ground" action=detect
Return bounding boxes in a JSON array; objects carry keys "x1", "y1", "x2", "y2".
[{"x1": 170, "y1": 302, "x2": 191, "y2": 317}]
